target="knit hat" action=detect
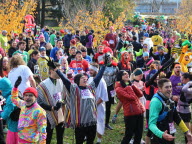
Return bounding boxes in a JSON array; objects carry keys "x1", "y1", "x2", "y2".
[
  {"x1": 74, "y1": 73, "x2": 84, "y2": 85},
  {"x1": 70, "y1": 39, "x2": 76, "y2": 45},
  {"x1": 134, "y1": 69, "x2": 143, "y2": 76},
  {"x1": 23, "y1": 87, "x2": 38, "y2": 98},
  {"x1": 76, "y1": 50, "x2": 82, "y2": 55},
  {"x1": 143, "y1": 52, "x2": 149, "y2": 57},
  {"x1": 39, "y1": 34, "x2": 44, "y2": 38},
  {"x1": 102, "y1": 40, "x2": 110, "y2": 47}
]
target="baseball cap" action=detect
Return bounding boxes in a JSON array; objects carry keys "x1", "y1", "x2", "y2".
[{"x1": 39, "y1": 47, "x2": 46, "y2": 52}]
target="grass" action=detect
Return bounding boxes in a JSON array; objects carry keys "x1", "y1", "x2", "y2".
[{"x1": 50, "y1": 104, "x2": 185, "y2": 144}]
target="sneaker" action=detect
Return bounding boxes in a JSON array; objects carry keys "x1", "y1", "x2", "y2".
[
  {"x1": 105, "y1": 124, "x2": 113, "y2": 130},
  {"x1": 111, "y1": 115, "x2": 117, "y2": 124},
  {"x1": 141, "y1": 139, "x2": 145, "y2": 144},
  {"x1": 129, "y1": 138, "x2": 134, "y2": 144}
]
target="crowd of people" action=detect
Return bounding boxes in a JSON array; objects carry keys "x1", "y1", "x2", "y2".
[{"x1": 0, "y1": 22, "x2": 192, "y2": 144}]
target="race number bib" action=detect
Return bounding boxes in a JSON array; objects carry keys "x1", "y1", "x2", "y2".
[
  {"x1": 169, "y1": 122, "x2": 176, "y2": 134},
  {"x1": 81, "y1": 89, "x2": 94, "y2": 99},
  {"x1": 110, "y1": 90, "x2": 116, "y2": 97},
  {"x1": 53, "y1": 92, "x2": 62, "y2": 101},
  {"x1": 109, "y1": 40, "x2": 114, "y2": 44}
]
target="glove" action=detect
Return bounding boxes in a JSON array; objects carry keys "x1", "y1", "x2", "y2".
[
  {"x1": 46, "y1": 57, "x2": 56, "y2": 69},
  {"x1": 54, "y1": 101, "x2": 62, "y2": 111},
  {"x1": 14, "y1": 76, "x2": 22, "y2": 88}
]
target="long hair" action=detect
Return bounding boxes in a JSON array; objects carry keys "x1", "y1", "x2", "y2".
[
  {"x1": 10, "y1": 55, "x2": 25, "y2": 69},
  {"x1": 0, "y1": 57, "x2": 10, "y2": 77}
]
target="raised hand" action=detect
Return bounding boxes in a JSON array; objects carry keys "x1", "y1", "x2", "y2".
[
  {"x1": 46, "y1": 57, "x2": 56, "y2": 69},
  {"x1": 14, "y1": 76, "x2": 22, "y2": 88}
]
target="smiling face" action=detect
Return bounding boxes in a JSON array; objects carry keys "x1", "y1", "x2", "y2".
[
  {"x1": 158, "y1": 82, "x2": 172, "y2": 98},
  {"x1": 122, "y1": 71, "x2": 129, "y2": 82},
  {"x1": 23, "y1": 93, "x2": 36, "y2": 106}
]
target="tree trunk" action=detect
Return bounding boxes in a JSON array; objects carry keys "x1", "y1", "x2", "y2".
[{"x1": 41, "y1": 0, "x2": 45, "y2": 28}]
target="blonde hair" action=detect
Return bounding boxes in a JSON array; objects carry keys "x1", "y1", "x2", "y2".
[{"x1": 10, "y1": 55, "x2": 25, "y2": 69}]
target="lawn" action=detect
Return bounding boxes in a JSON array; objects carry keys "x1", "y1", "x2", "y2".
[{"x1": 50, "y1": 104, "x2": 185, "y2": 144}]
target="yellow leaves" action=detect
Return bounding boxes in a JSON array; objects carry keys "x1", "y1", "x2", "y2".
[
  {"x1": 175, "y1": 0, "x2": 192, "y2": 34},
  {"x1": 61, "y1": 9, "x2": 127, "y2": 46},
  {"x1": 0, "y1": 0, "x2": 37, "y2": 36}
]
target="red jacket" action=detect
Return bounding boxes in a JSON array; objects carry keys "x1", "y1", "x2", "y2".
[{"x1": 115, "y1": 82, "x2": 145, "y2": 116}]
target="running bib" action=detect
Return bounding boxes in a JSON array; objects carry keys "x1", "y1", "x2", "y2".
[
  {"x1": 81, "y1": 89, "x2": 94, "y2": 99},
  {"x1": 169, "y1": 122, "x2": 176, "y2": 134},
  {"x1": 109, "y1": 40, "x2": 114, "y2": 44},
  {"x1": 110, "y1": 90, "x2": 116, "y2": 97},
  {"x1": 53, "y1": 92, "x2": 62, "y2": 101}
]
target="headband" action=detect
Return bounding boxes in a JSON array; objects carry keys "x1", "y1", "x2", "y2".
[
  {"x1": 90, "y1": 65, "x2": 99, "y2": 72},
  {"x1": 174, "y1": 64, "x2": 181, "y2": 68},
  {"x1": 134, "y1": 69, "x2": 143, "y2": 76}
]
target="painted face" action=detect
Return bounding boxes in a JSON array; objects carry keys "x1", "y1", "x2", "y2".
[
  {"x1": 23, "y1": 93, "x2": 36, "y2": 106},
  {"x1": 158, "y1": 82, "x2": 172, "y2": 98}
]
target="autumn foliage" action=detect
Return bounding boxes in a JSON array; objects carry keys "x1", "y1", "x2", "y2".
[
  {"x1": 60, "y1": 9, "x2": 129, "y2": 47},
  {"x1": 0, "y1": 0, "x2": 37, "y2": 35},
  {"x1": 175, "y1": 0, "x2": 192, "y2": 33}
]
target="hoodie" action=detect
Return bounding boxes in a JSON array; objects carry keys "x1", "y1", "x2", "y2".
[{"x1": 0, "y1": 77, "x2": 18, "y2": 132}]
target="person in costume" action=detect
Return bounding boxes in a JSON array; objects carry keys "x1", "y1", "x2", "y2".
[
  {"x1": 37, "y1": 62, "x2": 65, "y2": 144},
  {"x1": 37, "y1": 47, "x2": 49, "y2": 81},
  {"x1": 46, "y1": 53, "x2": 109, "y2": 144},
  {"x1": 151, "y1": 31, "x2": 163, "y2": 52},
  {"x1": 88, "y1": 63, "x2": 108, "y2": 144},
  {"x1": 100, "y1": 52, "x2": 119, "y2": 130},
  {"x1": 11, "y1": 76, "x2": 47, "y2": 144},
  {"x1": 0, "y1": 78, "x2": 18, "y2": 144}
]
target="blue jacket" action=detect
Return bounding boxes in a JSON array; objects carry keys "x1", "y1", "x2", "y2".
[
  {"x1": 0, "y1": 77, "x2": 18, "y2": 132},
  {"x1": 63, "y1": 34, "x2": 72, "y2": 48},
  {"x1": 44, "y1": 31, "x2": 50, "y2": 43},
  {"x1": 50, "y1": 47, "x2": 59, "y2": 61}
]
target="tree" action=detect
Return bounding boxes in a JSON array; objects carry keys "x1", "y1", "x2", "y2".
[
  {"x1": 0, "y1": 0, "x2": 37, "y2": 35},
  {"x1": 175, "y1": 0, "x2": 192, "y2": 33}
]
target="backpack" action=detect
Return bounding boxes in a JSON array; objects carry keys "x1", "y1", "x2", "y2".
[
  {"x1": 10, "y1": 107, "x2": 21, "y2": 121},
  {"x1": 153, "y1": 93, "x2": 174, "y2": 122}
]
